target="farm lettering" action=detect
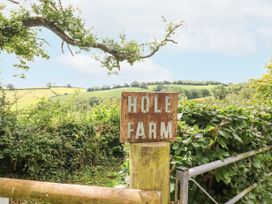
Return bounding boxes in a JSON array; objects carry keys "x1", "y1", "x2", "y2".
[
  {"x1": 128, "y1": 121, "x2": 173, "y2": 139},
  {"x1": 120, "y1": 92, "x2": 178, "y2": 143}
]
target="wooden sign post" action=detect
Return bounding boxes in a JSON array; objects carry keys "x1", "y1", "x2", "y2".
[{"x1": 120, "y1": 92, "x2": 179, "y2": 204}]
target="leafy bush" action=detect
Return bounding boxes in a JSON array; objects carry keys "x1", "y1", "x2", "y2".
[
  {"x1": 251, "y1": 62, "x2": 272, "y2": 104},
  {"x1": 212, "y1": 85, "x2": 228, "y2": 100},
  {"x1": 0, "y1": 96, "x2": 123, "y2": 182},
  {"x1": 172, "y1": 101, "x2": 272, "y2": 203},
  {"x1": 1, "y1": 89, "x2": 272, "y2": 203}
]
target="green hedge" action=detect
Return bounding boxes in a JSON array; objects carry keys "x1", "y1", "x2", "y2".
[
  {"x1": 1, "y1": 92, "x2": 271, "y2": 203},
  {"x1": 0, "y1": 97, "x2": 123, "y2": 182},
  {"x1": 173, "y1": 101, "x2": 272, "y2": 203}
]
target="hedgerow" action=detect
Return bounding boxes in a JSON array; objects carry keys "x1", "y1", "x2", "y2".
[
  {"x1": 1, "y1": 91, "x2": 271, "y2": 203},
  {"x1": 173, "y1": 101, "x2": 272, "y2": 203},
  {"x1": 0, "y1": 95, "x2": 123, "y2": 183}
]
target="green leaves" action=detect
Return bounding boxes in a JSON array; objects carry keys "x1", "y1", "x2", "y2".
[
  {"x1": 252, "y1": 158, "x2": 262, "y2": 169},
  {"x1": 0, "y1": 96, "x2": 123, "y2": 182},
  {"x1": 1, "y1": 0, "x2": 182, "y2": 72},
  {"x1": 172, "y1": 101, "x2": 272, "y2": 203}
]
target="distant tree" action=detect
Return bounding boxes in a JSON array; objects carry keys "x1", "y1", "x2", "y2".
[
  {"x1": 139, "y1": 82, "x2": 148, "y2": 89},
  {"x1": 131, "y1": 81, "x2": 140, "y2": 87},
  {"x1": 67, "y1": 84, "x2": 72, "y2": 88},
  {"x1": 101, "y1": 85, "x2": 110, "y2": 90},
  {"x1": 212, "y1": 85, "x2": 228, "y2": 100},
  {"x1": 6, "y1": 83, "x2": 15, "y2": 90},
  {"x1": 124, "y1": 83, "x2": 129, "y2": 87},
  {"x1": 87, "y1": 88, "x2": 94, "y2": 92},
  {"x1": 112, "y1": 84, "x2": 122, "y2": 89},
  {"x1": 93, "y1": 86, "x2": 100, "y2": 91},
  {"x1": 154, "y1": 84, "x2": 164, "y2": 92},
  {"x1": 190, "y1": 89, "x2": 201, "y2": 99},
  {"x1": 200, "y1": 89, "x2": 210, "y2": 97},
  {"x1": 46, "y1": 83, "x2": 52, "y2": 88},
  {"x1": 184, "y1": 90, "x2": 192, "y2": 99}
]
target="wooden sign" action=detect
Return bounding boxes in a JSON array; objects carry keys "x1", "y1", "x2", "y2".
[{"x1": 120, "y1": 92, "x2": 179, "y2": 143}]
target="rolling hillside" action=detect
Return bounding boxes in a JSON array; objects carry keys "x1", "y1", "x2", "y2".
[
  {"x1": 3, "y1": 84, "x2": 218, "y2": 108},
  {"x1": 5, "y1": 87, "x2": 85, "y2": 108},
  {"x1": 51, "y1": 87, "x2": 148, "y2": 103},
  {"x1": 52, "y1": 84, "x2": 217, "y2": 104}
]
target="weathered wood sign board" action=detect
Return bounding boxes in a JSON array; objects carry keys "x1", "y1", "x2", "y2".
[{"x1": 120, "y1": 92, "x2": 179, "y2": 143}]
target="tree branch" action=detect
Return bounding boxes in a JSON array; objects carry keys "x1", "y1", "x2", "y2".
[
  {"x1": 22, "y1": 16, "x2": 182, "y2": 68},
  {"x1": 140, "y1": 22, "x2": 183, "y2": 59},
  {"x1": 22, "y1": 17, "x2": 120, "y2": 58},
  {"x1": 7, "y1": 0, "x2": 19, "y2": 4},
  {"x1": 66, "y1": 42, "x2": 74, "y2": 56},
  {"x1": 36, "y1": 37, "x2": 51, "y2": 47},
  {"x1": 61, "y1": 41, "x2": 65, "y2": 53}
]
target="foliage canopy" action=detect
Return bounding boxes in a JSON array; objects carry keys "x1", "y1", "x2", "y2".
[{"x1": 0, "y1": 0, "x2": 182, "y2": 73}]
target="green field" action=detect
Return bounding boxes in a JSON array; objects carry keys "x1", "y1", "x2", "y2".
[
  {"x1": 4, "y1": 84, "x2": 217, "y2": 108},
  {"x1": 52, "y1": 84, "x2": 217, "y2": 104},
  {"x1": 52, "y1": 87, "x2": 148, "y2": 103},
  {"x1": 5, "y1": 87, "x2": 85, "y2": 108}
]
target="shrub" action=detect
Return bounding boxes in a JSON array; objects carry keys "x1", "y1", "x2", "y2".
[
  {"x1": 172, "y1": 101, "x2": 272, "y2": 203},
  {"x1": 212, "y1": 85, "x2": 228, "y2": 100},
  {"x1": 0, "y1": 97, "x2": 124, "y2": 182}
]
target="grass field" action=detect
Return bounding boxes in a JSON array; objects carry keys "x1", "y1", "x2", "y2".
[
  {"x1": 3, "y1": 84, "x2": 217, "y2": 108},
  {"x1": 52, "y1": 87, "x2": 148, "y2": 103},
  {"x1": 53, "y1": 85, "x2": 217, "y2": 104},
  {"x1": 5, "y1": 87, "x2": 85, "y2": 108}
]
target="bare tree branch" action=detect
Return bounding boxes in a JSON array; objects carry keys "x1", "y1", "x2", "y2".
[
  {"x1": 36, "y1": 37, "x2": 51, "y2": 47},
  {"x1": 66, "y1": 42, "x2": 74, "y2": 56},
  {"x1": 61, "y1": 41, "x2": 65, "y2": 53},
  {"x1": 140, "y1": 22, "x2": 183, "y2": 59},
  {"x1": 7, "y1": 0, "x2": 19, "y2": 4},
  {"x1": 58, "y1": 0, "x2": 64, "y2": 11}
]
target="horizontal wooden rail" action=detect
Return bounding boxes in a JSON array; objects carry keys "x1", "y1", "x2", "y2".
[{"x1": 0, "y1": 178, "x2": 161, "y2": 204}]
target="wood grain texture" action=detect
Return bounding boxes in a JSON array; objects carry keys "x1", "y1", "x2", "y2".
[
  {"x1": 130, "y1": 142, "x2": 170, "y2": 204},
  {"x1": 0, "y1": 178, "x2": 161, "y2": 204},
  {"x1": 120, "y1": 92, "x2": 178, "y2": 143}
]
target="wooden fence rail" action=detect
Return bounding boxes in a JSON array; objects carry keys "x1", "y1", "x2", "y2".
[{"x1": 0, "y1": 178, "x2": 161, "y2": 204}]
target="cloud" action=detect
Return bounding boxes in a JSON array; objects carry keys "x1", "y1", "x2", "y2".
[
  {"x1": 5, "y1": 0, "x2": 272, "y2": 57},
  {"x1": 56, "y1": 54, "x2": 174, "y2": 85},
  {"x1": 64, "y1": 0, "x2": 272, "y2": 57}
]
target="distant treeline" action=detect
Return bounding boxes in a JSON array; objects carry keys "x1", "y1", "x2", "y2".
[
  {"x1": 3, "y1": 84, "x2": 81, "y2": 90},
  {"x1": 153, "y1": 84, "x2": 212, "y2": 99},
  {"x1": 87, "y1": 80, "x2": 226, "y2": 92}
]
